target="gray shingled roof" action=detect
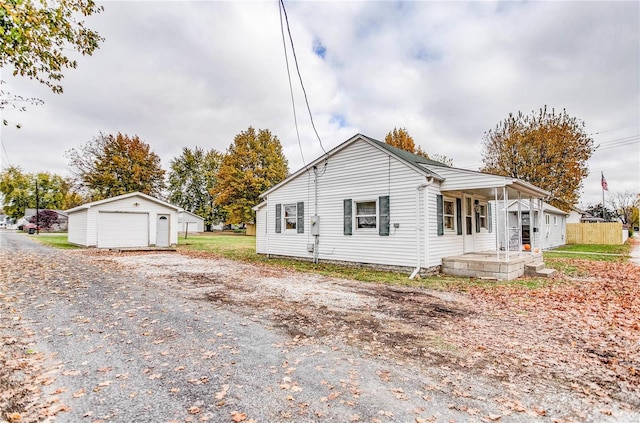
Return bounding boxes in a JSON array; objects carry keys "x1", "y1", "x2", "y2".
[{"x1": 360, "y1": 134, "x2": 450, "y2": 168}]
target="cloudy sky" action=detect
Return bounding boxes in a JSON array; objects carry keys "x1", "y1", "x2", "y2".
[{"x1": 1, "y1": 0, "x2": 638, "y2": 207}]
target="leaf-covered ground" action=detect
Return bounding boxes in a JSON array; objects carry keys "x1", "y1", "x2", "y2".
[
  {"x1": 447, "y1": 259, "x2": 640, "y2": 410},
  {"x1": 2, "y1": 233, "x2": 639, "y2": 422}
]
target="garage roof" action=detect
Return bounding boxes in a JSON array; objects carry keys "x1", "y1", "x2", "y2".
[{"x1": 66, "y1": 192, "x2": 180, "y2": 213}]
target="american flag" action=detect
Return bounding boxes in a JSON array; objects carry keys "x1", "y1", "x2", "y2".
[{"x1": 601, "y1": 172, "x2": 608, "y2": 191}]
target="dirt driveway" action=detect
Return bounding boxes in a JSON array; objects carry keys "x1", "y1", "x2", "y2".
[{"x1": 1, "y1": 232, "x2": 638, "y2": 422}]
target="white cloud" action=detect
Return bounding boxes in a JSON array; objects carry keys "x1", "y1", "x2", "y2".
[{"x1": 1, "y1": 0, "x2": 637, "y2": 207}]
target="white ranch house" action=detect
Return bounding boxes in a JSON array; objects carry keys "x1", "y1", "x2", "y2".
[
  {"x1": 66, "y1": 192, "x2": 179, "y2": 248},
  {"x1": 254, "y1": 134, "x2": 556, "y2": 280}
]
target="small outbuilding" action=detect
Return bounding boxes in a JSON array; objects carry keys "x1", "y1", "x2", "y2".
[
  {"x1": 178, "y1": 211, "x2": 205, "y2": 233},
  {"x1": 66, "y1": 192, "x2": 179, "y2": 248}
]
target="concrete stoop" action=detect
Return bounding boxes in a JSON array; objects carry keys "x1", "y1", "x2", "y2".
[
  {"x1": 524, "y1": 263, "x2": 556, "y2": 278},
  {"x1": 441, "y1": 251, "x2": 550, "y2": 281}
]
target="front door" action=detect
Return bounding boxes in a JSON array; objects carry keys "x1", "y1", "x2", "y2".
[
  {"x1": 156, "y1": 215, "x2": 170, "y2": 247},
  {"x1": 463, "y1": 195, "x2": 475, "y2": 253}
]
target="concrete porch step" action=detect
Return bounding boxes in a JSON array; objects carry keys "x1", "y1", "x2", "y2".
[
  {"x1": 524, "y1": 262, "x2": 556, "y2": 278},
  {"x1": 535, "y1": 268, "x2": 556, "y2": 278},
  {"x1": 525, "y1": 263, "x2": 545, "y2": 272}
]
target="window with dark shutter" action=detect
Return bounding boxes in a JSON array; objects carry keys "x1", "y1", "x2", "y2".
[
  {"x1": 343, "y1": 199, "x2": 352, "y2": 235},
  {"x1": 297, "y1": 202, "x2": 304, "y2": 233},
  {"x1": 437, "y1": 194, "x2": 444, "y2": 236},
  {"x1": 275, "y1": 204, "x2": 281, "y2": 233},
  {"x1": 379, "y1": 195, "x2": 389, "y2": 236}
]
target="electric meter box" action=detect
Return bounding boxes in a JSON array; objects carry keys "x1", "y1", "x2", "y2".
[{"x1": 310, "y1": 216, "x2": 320, "y2": 235}]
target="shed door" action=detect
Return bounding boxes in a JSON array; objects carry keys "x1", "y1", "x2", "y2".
[
  {"x1": 97, "y1": 212, "x2": 149, "y2": 248},
  {"x1": 156, "y1": 215, "x2": 170, "y2": 247}
]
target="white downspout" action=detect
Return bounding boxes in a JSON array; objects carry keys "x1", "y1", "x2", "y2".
[{"x1": 410, "y1": 177, "x2": 434, "y2": 279}]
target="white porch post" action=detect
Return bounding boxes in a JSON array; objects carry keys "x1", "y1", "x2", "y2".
[
  {"x1": 494, "y1": 188, "x2": 499, "y2": 261},
  {"x1": 528, "y1": 195, "x2": 533, "y2": 250},
  {"x1": 517, "y1": 192, "x2": 522, "y2": 257},
  {"x1": 504, "y1": 186, "x2": 509, "y2": 261},
  {"x1": 538, "y1": 198, "x2": 544, "y2": 250}
]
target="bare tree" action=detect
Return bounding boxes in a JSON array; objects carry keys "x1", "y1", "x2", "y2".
[{"x1": 608, "y1": 191, "x2": 639, "y2": 226}]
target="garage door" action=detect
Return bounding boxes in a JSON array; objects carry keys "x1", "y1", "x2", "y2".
[{"x1": 97, "y1": 212, "x2": 149, "y2": 248}]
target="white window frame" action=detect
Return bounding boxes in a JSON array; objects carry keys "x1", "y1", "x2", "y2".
[
  {"x1": 283, "y1": 203, "x2": 297, "y2": 232},
  {"x1": 478, "y1": 203, "x2": 488, "y2": 230},
  {"x1": 554, "y1": 216, "x2": 558, "y2": 226},
  {"x1": 443, "y1": 198, "x2": 456, "y2": 232},
  {"x1": 355, "y1": 199, "x2": 377, "y2": 231}
]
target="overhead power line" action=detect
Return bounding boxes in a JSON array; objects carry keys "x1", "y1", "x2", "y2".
[
  {"x1": 278, "y1": 0, "x2": 327, "y2": 155},
  {"x1": 0, "y1": 137, "x2": 13, "y2": 168},
  {"x1": 589, "y1": 122, "x2": 640, "y2": 136},
  {"x1": 278, "y1": 1, "x2": 305, "y2": 166}
]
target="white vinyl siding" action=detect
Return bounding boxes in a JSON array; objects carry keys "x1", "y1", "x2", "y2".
[
  {"x1": 261, "y1": 139, "x2": 426, "y2": 267},
  {"x1": 430, "y1": 166, "x2": 520, "y2": 193},
  {"x1": 255, "y1": 204, "x2": 267, "y2": 253},
  {"x1": 67, "y1": 209, "x2": 88, "y2": 246}
]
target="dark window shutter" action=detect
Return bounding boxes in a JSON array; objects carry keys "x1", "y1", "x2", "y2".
[
  {"x1": 437, "y1": 194, "x2": 444, "y2": 236},
  {"x1": 343, "y1": 199, "x2": 352, "y2": 235},
  {"x1": 475, "y1": 200, "x2": 480, "y2": 233},
  {"x1": 379, "y1": 195, "x2": 390, "y2": 236},
  {"x1": 488, "y1": 202, "x2": 493, "y2": 233},
  {"x1": 456, "y1": 198, "x2": 462, "y2": 235},
  {"x1": 275, "y1": 204, "x2": 281, "y2": 233},
  {"x1": 297, "y1": 202, "x2": 304, "y2": 233}
]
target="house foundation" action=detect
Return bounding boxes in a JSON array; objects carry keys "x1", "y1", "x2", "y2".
[{"x1": 441, "y1": 251, "x2": 545, "y2": 281}]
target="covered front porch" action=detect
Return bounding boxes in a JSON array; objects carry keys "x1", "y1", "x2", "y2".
[{"x1": 435, "y1": 170, "x2": 554, "y2": 280}]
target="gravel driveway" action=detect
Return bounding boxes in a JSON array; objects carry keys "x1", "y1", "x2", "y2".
[{"x1": 1, "y1": 232, "x2": 637, "y2": 422}]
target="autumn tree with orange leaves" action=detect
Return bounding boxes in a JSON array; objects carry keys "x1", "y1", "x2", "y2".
[
  {"x1": 66, "y1": 133, "x2": 165, "y2": 201},
  {"x1": 385, "y1": 127, "x2": 453, "y2": 166},
  {"x1": 481, "y1": 107, "x2": 595, "y2": 211}
]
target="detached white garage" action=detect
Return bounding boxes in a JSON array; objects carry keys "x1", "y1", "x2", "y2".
[{"x1": 66, "y1": 192, "x2": 179, "y2": 248}]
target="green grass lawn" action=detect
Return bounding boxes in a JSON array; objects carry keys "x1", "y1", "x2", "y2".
[
  {"x1": 178, "y1": 233, "x2": 256, "y2": 260},
  {"x1": 544, "y1": 242, "x2": 632, "y2": 262},
  {"x1": 28, "y1": 233, "x2": 80, "y2": 249}
]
